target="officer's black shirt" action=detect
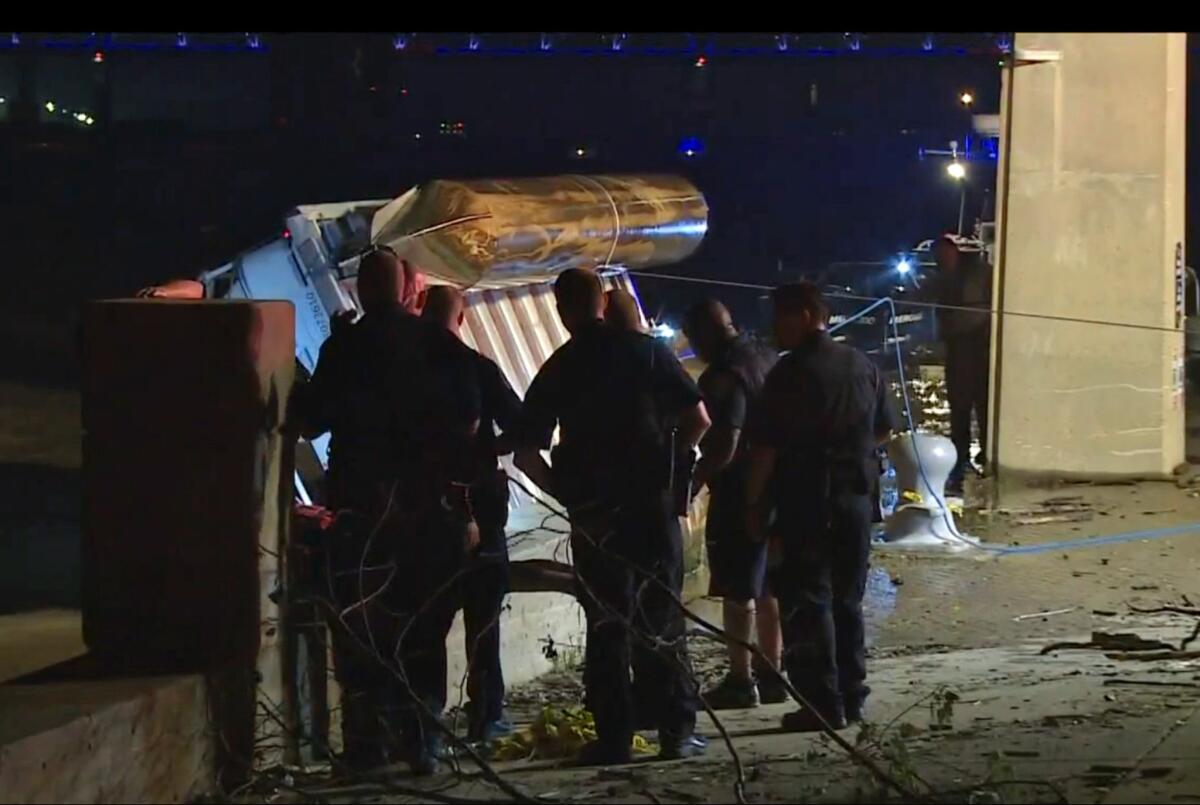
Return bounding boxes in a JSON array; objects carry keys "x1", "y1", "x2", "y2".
[
  {"x1": 296, "y1": 305, "x2": 482, "y2": 510},
  {"x1": 699, "y1": 334, "x2": 778, "y2": 510},
  {"x1": 519, "y1": 320, "x2": 702, "y2": 506},
  {"x1": 924, "y1": 251, "x2": 993, "y2": 341},
  {"x1": 746, "y1": 330, "x2": 899, "y2": 519}
]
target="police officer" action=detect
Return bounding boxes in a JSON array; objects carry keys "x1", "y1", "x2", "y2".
[
  {"x1": 422, "y1": 285, "x2": 523, "y2": 744},
  {"x1": 292, "y1": 248, "x2": 481, "y2": 774},
  {"x1": 744, "y1": 282, "x2": 897, "y2": 732},
  {"x1": 514, "y1": 268, "x2": 711, "y2": 765},
  {"x1": 682, "y1": 299, "x2": 785, "y2": 710},
  {"x1": 928, "y1": 234, "x2": 993, "y2": 492}
]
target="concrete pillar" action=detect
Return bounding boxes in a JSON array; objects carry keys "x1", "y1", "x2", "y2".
[{"x1": 992, "y1": 33, "x2": 1186, "y2": 479}]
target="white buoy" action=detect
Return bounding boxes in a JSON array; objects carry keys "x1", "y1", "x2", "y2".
[{"x1": 881, "y1": 432, "x2": 973, "y2": 552}]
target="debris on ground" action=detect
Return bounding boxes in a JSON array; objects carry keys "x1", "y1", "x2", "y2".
[
  {"x1": 490, "y1": 707, "x2": 658, "y2": 761},
  {"x1": 996, "y1": 496, "x2": 1099, "y2": 526},
  {"x1": 1012, "y1": 607, "x2": 1076, "y2": 622},
  {"x1": 1040, "y1": 631, "x2": 1175, "y2": 656}
]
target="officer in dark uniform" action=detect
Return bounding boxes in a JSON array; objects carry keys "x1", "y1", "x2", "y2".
[
  {"x1": 744, "y1": 282, "x2": 898, "y2": 733},
  {"x1": 682, "y1": 299, "x2": 785, "y2": 709},
  {"x1": 422, "y1": 285, "x2": 523, "y2": 744},
  {"x1": 292, "y1": 249, "x2": 482, "y2": 775},
  {"x1": 927, "y1": 235, "x2": 993, "y2": 491},
  {"x1": 514, "y1": 268, "x2": 712, "y2": 765}
]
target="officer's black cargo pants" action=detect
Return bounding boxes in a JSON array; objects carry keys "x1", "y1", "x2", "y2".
[
  {"x1": 570, "y1": 491, "x2": 698, "y2": 749},
  {"x1": 945, "y1": 331, "x2": 990, "y2": 470},
  {"x1": 324, "y1": 507, "x2": 461, "y2": 768},
  {"x1": 462, "y1": 467, "x2": 511, "y2": 732},
  {"x1": 772, "y1": 489, "x2": 872, "y2": 720}
]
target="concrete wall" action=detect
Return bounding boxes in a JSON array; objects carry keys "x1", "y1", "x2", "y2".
[{"x1": 993, "y1": 33, "x2": 1186, "y2": 478}]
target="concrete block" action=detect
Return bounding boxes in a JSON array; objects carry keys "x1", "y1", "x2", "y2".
[
  {"x1": 0, "y1": 675, "x2": 214, "y2": 803},
  {"x1": 79, "y1": 299, "x2": 296, "y2": 781}
]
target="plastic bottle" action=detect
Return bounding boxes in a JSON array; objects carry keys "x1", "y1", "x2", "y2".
[{"x1": 880, "y1": 455, "x2": 899, "y2": 518}]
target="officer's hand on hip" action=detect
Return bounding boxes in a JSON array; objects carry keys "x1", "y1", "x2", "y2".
[{"x1": 465, "y1": 519, "x2": 481, "y2": 554}]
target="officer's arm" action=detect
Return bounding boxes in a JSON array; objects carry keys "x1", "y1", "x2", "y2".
[
  {"x1": 678, "y1": 401, "x2": 711, "y2": 451},
  {"x1": 693, "y1": 372, "x2": 744, "y2": 492},
  {"x1": 744, "y1": 445, "x2": 777, "y2": 544},
  {"x1": 651, "y1": 341, "x2": 709, "y2": 448},
  {"x1": 512, "y1": 359, "x2": 559, "y2": 497},
  {"x1": 482, "y1": 357, "x2": 524, "y2": 456},
  {"x1": 742, "y1": 372, "x2": 784, "y2": 543}
]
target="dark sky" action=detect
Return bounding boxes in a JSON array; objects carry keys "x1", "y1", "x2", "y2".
[{"x1": 0, "y1": 32, "x2": 1019, "y2": 373}]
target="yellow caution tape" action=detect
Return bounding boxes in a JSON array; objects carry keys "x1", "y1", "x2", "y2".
[{"x1": 490, "y1": 706, "x2": 657, "y2": 761}]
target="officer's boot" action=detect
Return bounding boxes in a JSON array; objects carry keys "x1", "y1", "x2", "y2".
[
  {"x1": 390, "y1": 698, "x2": 444, "y2": 776},
  {"x1": 339, "y1": 689, "x2": 388, "y2": 773}
]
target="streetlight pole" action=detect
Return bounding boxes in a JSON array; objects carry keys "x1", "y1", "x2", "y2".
[
  {"x1": 957, "y1": 182, "x2": 966, "y2": 235},
  {"x1": 927, "y1": 141, "x2": 968, "y2": 234}
]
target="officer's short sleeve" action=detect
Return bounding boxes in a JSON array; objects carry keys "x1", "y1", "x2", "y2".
[
  {"x1": 651, "y1": 340, "x2": 703, "y2": 414},
  {"x1": 873, "y1": 366, "x2": 902, "y2": 437},
  {"x1": 518, "y1": 352, "x2": 563, "y2": 450},
  {"x1": 699, "y1": 369, "x2": 748, "y2": 431}
]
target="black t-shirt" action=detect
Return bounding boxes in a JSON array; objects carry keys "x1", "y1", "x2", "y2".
[
  {"x1": 746, "y1": 331, "x2": 899, "y2": 508},
  {"x1": 519, "y1": 320, "x2": 702, "y2": 504},
  {"x1": 295, "y1": 306, "x2": 482, "y2": 508},
  {"x1": 699, "y1": 335, "x2": 778, "y2": 507}
]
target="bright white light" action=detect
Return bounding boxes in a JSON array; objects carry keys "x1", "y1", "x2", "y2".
[
  {"x1": 75, "y1": 113, "x2": 87, "y2": 122},
  {"x1": 960, "y1": 91, "x2": 974, "y2": 106},
  {"x1": 651, "y1": 323, "x2": 676, "y2": 340},
  {"x1": 0, "y1": 97, "x2": 6, "y2": 104},
  {"x1": 44, "y1": 102, "x2": 55, "y2": 113},
  {"x1": 896, "y1": 259, "x2": 912, "y2": 275},
  {"x1": 85, "y1": 117, "x2": 95, "y2": 126},
  {"x1": 946, "y1": 161, "x2": 966, "y2": 180},
  {"x1": 576, "y1": 147, "x2": 585, "y2": 156},
  {"x1": 685, "y1": 149, "x2": 695, "y2": 157}
]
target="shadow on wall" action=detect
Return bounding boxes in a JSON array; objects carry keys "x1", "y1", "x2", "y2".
[{"x1": 0, "y1": 463, "x2": 81, "y2": 613}]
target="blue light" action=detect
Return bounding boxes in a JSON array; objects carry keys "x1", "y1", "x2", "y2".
[
  {"x1": 896, "y1": 259, "x2": 912, "y2": 275},
  {"x1": 468, "y1": 34, "x2": 480, "y2": 51},
  {"x1": 176, "y1": 33, "x2": 188, "y2": 48},
  {"x1": 651, "y1": 323, "x2": 676, "y2": 340},
  {"x1": 393, "y1": 34, "x2": 408, "y2": 51},
  {"x1": 678, "y1": 136, "x2": 705, "y2": 158}
]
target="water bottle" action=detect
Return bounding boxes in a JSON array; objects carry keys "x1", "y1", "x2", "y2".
[{"x1": 880, "y1": 456, "x2": 899, "y2": 518}]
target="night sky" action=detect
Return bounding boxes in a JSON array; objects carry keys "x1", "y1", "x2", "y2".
[{"x1": 4, "y1": 31, "x2": 1189, "y2": 383}]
